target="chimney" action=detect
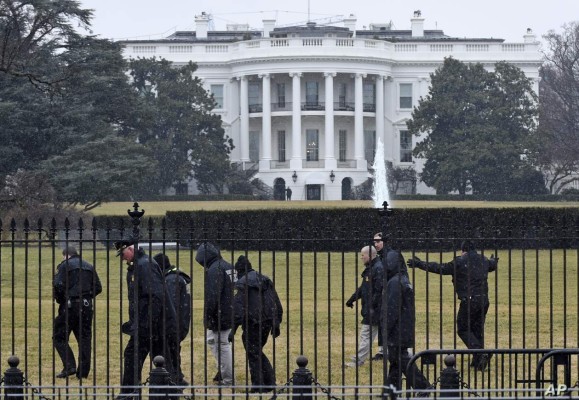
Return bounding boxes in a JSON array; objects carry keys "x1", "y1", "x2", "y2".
[
  {"x1": 411, "y1": 10, "x2": 424, "y2": 37},
  {"x1": 263, "y1": 19, "x2": 276, "y2": 38},
  {"x1": 195, "y1": 12, "x2": 210, "y2": 39},
  {"x1": 344, "y1": 14, "x2": 357, "y2": 37},
  {"x1": 524, "y1": 28, "x2": 536, "y2": 44}
]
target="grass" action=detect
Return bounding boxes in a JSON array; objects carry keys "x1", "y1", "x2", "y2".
[
  {"x1": 86, "y1": 200, "x2": 579, "y2": 217},
  {"x1": 1, "y1": 245, "x2": 578, "y2": 396}
]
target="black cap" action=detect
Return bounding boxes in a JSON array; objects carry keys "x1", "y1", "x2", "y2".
[
  {"x1": 114, "y1": 240, "x2": 134, "y2": 257},
  {"x1": 461, "y1": 240, "x2": 475, "y2": 252},
  {"x1": 153, "y1": 253, "x2": 172, "y2": 270},
  {"x1": 234, "y1": 255, "x2": 252, "y2": 272}
]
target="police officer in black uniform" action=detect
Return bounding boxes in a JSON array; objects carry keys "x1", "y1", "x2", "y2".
[
  {"x1": 115, "y1": 240, "x2": 178, "y2": 398},
  {"x1": 407, "y1": 240, "x2": 499, "y2": 371},
  {"x1": 229, "y1": 255, "x2": 282, "y2": 393},
  {"x1": 153, "y1": 253, "x2": 192, "y2": 386},
  {"x1": 384, "y1": 251, "x2": 432, "y2": 393},
  {"x1": 53, "y1": 246, "x2": 102, "y2": 379}
]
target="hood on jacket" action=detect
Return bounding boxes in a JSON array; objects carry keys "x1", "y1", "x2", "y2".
[
  {"x1": 195, "y1": 242, "x2": 221, "y2": 268},
  {"x1": 235, "y1": 269, "x2": 265, "y2": 290},
  {"x1": 385, "y1": 249, "x2": 407, "y2": 280},
  {"x1": 234, "y1": 255, "x2": 254, "y2": 278}
]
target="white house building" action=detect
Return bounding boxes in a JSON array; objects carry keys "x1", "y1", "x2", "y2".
[{"x1": 120, "y1": 11, "x2": 542, "y2": 200}]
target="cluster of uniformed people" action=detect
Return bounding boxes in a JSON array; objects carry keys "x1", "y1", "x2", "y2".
[
  {"x1": 53, "y1": 233, "x2": 497, "y2": 396},
  {"x1": 345, "y1": 232, "x2": 498, "y2": 395}
]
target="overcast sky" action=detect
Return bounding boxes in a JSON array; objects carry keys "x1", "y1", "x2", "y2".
[{"x1": 78, "y1": 0, "x2": 578, "y2": 46}]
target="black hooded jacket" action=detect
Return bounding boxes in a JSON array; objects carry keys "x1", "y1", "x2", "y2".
[
  {"x1": 125, "y1": 248, "x2": 177, "y2": 339},
  {"x1": 347, "y1": 256, "x2": 384, "y2": 325},
  {"x1": 165, "y1": 268, "x2": 192, "y2": 341},
  {"x1": 195, "y1": 243, "x2": 235, "y2": 331},
  {"x1": 383, "y1": 251, "x2": 415, "y2": 348},
  {"x1": 414, "y1": 250, "x2": 498, "y2": 300},
  {"x1": 233, "y1": 269, "x2": 283, "y2": 329},
  {"x1": 53, "y1": 255, "x2": 102, "y2": 304}
]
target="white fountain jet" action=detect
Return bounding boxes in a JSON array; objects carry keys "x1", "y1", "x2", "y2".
[{"x1": 371, "y1": 137, "x2": 390, "y2": 208}]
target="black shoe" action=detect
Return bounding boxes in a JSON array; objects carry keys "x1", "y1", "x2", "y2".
[
  {"x1": 56, "y1": 367, "x2": 76, "y2": 378},
  {"x1": 177, "y1": 379, "x2": 189, "y2": 386},
  {"x1": 475, "y1": 354, "x2": 491, "y2": 371},
  {"x1": 371, "y1": 353, "x2": 384, "y2": 361},
  {"x1": 212, "y1": 372, "x2": 222, "y2": 383}
]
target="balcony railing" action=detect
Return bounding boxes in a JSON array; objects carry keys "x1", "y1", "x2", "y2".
[
  {"x1": 301, "y1": 102, "x2": 325, "y2": 111},
  {"x1": 271, "y1": 102, "x2": 292, "y2": 112},
  {"x1": 248, "y1": 104, "x2": 262, "y2": 113},
  {"x1": 337, "y1": 159, "x2": 357, "y2": 168},
  {"x1": 334, "y1": 102, "x2": 355, "y2": 111},
  {"x1": 363, "y1": 103, "x2": 376, "y2": 112},
  {"x1": 270, "y1": 160, "x2": 290, "y2": 169}
]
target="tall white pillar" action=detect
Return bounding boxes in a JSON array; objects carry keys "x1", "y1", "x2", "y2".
[
  {"x1": 290, "y1": 72, "x2": 302, "y2": 170},
  {"x1": 354, "y1": 73, "x2": 366, "y2": 167},
  {"x1": 260, "y1": 73, "x2": 271, "y2": 169},
  {"x1": 239, "y1": 76, "x2": 249, "y2": 162},
  {"x1": 324, "y1": 72, "x2": 336, "y2": 168},
  {"x1": 375, "y1": 75, "x2": 385, "y2": 148}
]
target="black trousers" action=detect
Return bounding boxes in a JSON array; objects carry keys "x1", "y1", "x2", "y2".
[
  {"x1": 457, "y1": 296, "x2": 489, "y2": 350},
  {"x1": 386, "y1": 346, "x2": 430, "y2": 391},
  {"x1": 121, "y1": 334, "x2": 175, "y2": 393},
  {"x1": 242, "y1": 321, "x2": 275, "y2": 391},
  {"x1": 53, "y1": 300, "x2": 93, "y2": 378}
]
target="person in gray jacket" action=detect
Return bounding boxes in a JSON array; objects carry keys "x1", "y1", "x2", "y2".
[{"x1": 195, "y1": 242, "x2": 236, "y2": 386}]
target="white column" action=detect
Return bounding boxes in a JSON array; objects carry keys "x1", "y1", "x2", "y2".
[
  {"x1": 260, "y1": 73, "x2": 271, "y2": 169},
  {"x1": 290, "y1": 72, "x2": 302, "y2": 170},
  {"x1": 239, "y1": 76, "x2": 249, "y2": 162},
  {"x1": 354, "y1": 73, "x2": 366, "y2": 167},
  {"x1": 324, "y1": 72, "x2": 336, "y2": 168},
  {"x1": 375, "y1": 75, "x2": 385, "y2": 148}
]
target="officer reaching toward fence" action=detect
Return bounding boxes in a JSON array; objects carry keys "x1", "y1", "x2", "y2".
[
  {"x1": 407, "y1": 240, "x2": 499, "y2": 371},
  {"x1": 53, "y1": 246, "x2": 102, "y2": 379}
]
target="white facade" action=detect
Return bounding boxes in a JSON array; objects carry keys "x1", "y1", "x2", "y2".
[{"x1": 121, "y1": 13, "x2": 542, "y2": 200}]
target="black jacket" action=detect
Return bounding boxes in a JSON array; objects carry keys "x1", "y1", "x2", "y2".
[
  {"x1": 165, "y1": 268, "x2": 192, "y2": 341},
  {"x1": 126, "y1": 248, "x2": 177, "y2": 339},
  {"x1": 53, "y1": 255, "x2": 102, "y2": 304},
  {"x1": 414, "y1": 251, "x2": 498, "y2": 300},
  {"x1": 233, "y1": 270, "x2": 283, "y2": 329},
  {"x1": 347, "y1": 256, "x2": 384, "y2": 325},
  {"x1": 195, "y1": 243, "x2": 235, "y2": 331},
  {"x1": 382, "y1": 249, "x2": 415, "y2": 347}
]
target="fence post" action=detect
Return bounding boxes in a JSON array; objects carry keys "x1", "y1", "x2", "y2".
[
  {"x1": 148, "y1": 356, "x2": 172, "y2": 398},
  {"x1": 292, "y1": 355, "x2": 313, "y2": 399},
  {"x1": 3, "y1": 356, "x2": 24, "y2": 400},
  {"x1": 439, "y1": 355, "x2": 460, "y2": 397}
]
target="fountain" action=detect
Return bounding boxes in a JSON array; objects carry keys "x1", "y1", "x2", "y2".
[{"x1": 371, "y1": 138, "x2": 390, "y2": 208}]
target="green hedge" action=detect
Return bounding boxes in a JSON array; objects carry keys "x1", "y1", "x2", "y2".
[
  {"x1": 392, "y1": 194, "x2": 579, "y2": 202},
  {"x1": 154, "y1": 208, "x2": 579, "y2": 251}
]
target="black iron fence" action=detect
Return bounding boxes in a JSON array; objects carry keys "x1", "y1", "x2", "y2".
[{"x1": 0, "y1": 204, "x2": 578, "y2": 398}]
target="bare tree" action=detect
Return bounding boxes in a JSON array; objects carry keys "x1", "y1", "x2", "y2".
[{"x1": 538, "y1": 23, "x2": 579, "y2": 193}]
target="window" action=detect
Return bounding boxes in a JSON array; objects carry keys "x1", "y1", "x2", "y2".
[
  {"x1": 305, "y1": 81, "x2": 319, "y2": 107},
  {"x1": 248, "y1": 83, "x2": 261, "y2": 112},
  {"x1": 400, "y1": 83, "x2": 413, "y2": 109},
  {"x1": 210, "y1": 84, "x2": 224, "y2": 108},
  {"x1": 338, "y1": 83, "x2": 347, "y2": 108},
  {"x1": 306, "y1": 129, "x2": 319, "y2": 161},
  {"x1": 400, "y1": 130, "x2": 413, "y2": 162},
  {"x1": 278, "y1": 130, "x2": 286, "y2": 161},
  {"x1": 249, "y1": 131, "x2": 260, "y2": 162},
  {"x1": 363, "y1": 82, "x2": 376, "y2": 112},
  {"x1": 277, "y1": 83, "x2": 286, "y2": 108},
  {"x1": 339, "y1": 130, "x2": 347, "y2": 161},
  {"x1": 364, "y1": 130, "x2": 376, "y2": 164}
]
